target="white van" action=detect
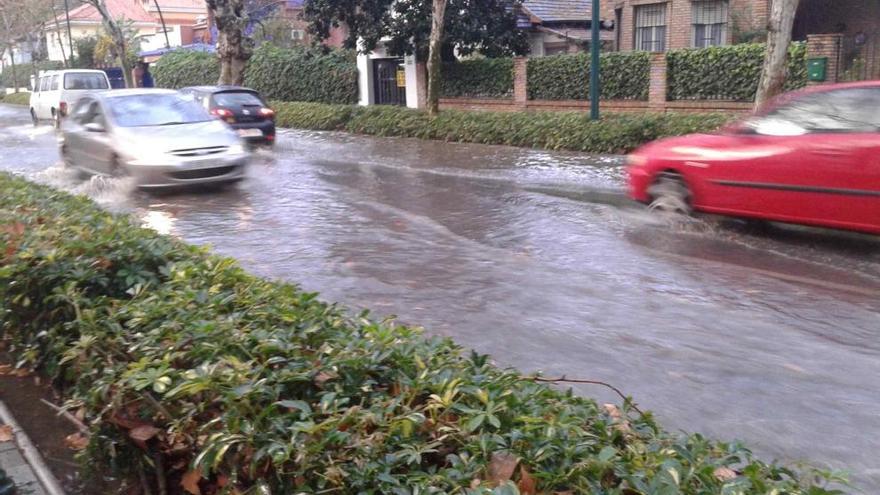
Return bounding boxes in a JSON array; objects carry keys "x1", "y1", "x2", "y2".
[{"x1": 29, "y1": 69, "x2": 111, "y2": 127}]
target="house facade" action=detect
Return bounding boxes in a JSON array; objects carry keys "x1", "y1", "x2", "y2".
[
  {"x1": 519, "y1": 0, "x2": 614, "y2": 56},
  {"x1": 44, "y1": 0, "x2": 158, "y2": 63},
  {"x1": 607, "y1": 0, "x2": 880, "y2": 80}
]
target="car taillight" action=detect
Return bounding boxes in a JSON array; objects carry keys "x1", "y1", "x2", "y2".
[
  {"x1": 211, "y1": 108, "x2": 232, "y2": 117},
  {"x1": 59, "y1": 101, "x2": 67, "y2": 116},
  {"x1": 259, "y1": 108, "x2": 275, "y2": 119}
]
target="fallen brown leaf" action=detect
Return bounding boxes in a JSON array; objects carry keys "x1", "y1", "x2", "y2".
[
  {"x1": 129, "y1": 425, "x2": 161, "y2": 442},
  {"x1": 517, "y1": 465, "x2": 537, "y2": 495},
  {"x1": 181, "y1": 470, "x2": 202, "y2": 495},
  {"x1": 713, "y1": 467, "x2": 737, "y2": 481},
  {"x1": 64, "y1": 432, "x2": 89, "y2": 450},
  {"x1": 488, "y1": 452, "x2": 519, "y2": 486},
  {"x1": 469, "y1": 478, "x2": 481, "y2": 489},
  {"x1": 0, "y1": 364, "x2": 12, "y2": 375},
  {"x1": 10, "y1": 368, "x2": 31, "y2": 378},
  {"x1": 0, "y1": 424, "x2": 13, "y2": 442}
]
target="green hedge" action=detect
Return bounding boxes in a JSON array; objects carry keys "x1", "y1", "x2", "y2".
[
  {"x1": 272, "y1": 101, "x2": 733, "y2": 154},
  {"x1": 0, "y1": 92, "x2": 31, "y2": 105},
  {"x1": 527, "y1": 52, "x2": 651, "y2": 101},
  {"x1": 442, "y1": 58, "x2": 515, "y2": 98},
  {"x1": 244, "y1": 44, "x2": 359, "y2": 105},
  {"x1": 667, "y1": 42, "x2": 807, "y2": 101},
  {"x1": 0, "y1": 173, "x2": 843, "y2": 494},
  {"x1": 151, "y1": 50, "x2": 220, "y2": 89},
  {"x1": 152, "y1": 45, "x2": 359, "y2": 104},
  {"x1": 0, "y1": 61, "x2": 63, "y2": 90}
]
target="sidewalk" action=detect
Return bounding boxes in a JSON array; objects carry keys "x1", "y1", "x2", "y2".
[{"x1": 0, "y1": 402, "x2": 59, "y2": 495}]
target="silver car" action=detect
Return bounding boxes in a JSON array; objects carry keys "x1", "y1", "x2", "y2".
[{"x1": 59, "y1": 88, "x2": 249, "y2": 189}]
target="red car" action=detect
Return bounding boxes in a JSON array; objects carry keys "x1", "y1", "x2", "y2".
[{"x1": 628, "y1": 81, "x2": 880, "y2": 235}]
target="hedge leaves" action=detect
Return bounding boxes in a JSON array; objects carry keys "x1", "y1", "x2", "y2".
[
  {"x1": 667, "y1": 42, "x2": 807, "y2": 101},
  {"x1": 527, "y1": 52, "x2": 651, "y2": 101}
]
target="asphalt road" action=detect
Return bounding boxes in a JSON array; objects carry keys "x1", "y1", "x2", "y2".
[{"x1": 1, "y1": 103, "x2": 878, "y2": 490}]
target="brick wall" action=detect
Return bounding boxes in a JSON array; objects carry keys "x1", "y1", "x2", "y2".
[
  {"x1": 806, "y1": 33, "x2": 843, "y2": 84},
  {"x1": 438, "y1": 53, "x2": 753, "y2": 115}
]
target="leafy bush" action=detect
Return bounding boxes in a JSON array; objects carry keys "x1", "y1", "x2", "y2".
[
  {"x1": 442, "y1": 58, "x2": 514, "y2": 98},
  {"x1": 272, "y1": 101, "x2": 733, "y2": 154},
  {"x1": 0, "y1": 61, "x2": 63, "y2": 90},
  {"x1": 0, "y1": 92, "x2": 31, "y2": 105},
  {"x1": 667, "y1": 42, "x2": 807, "y2": 101},
  {"x1": 244, "y1": 44, "x2": 359, "y2": 104},
  {"x1": 527, "y1": 52, "x2": 651, "y2": 101},
  {"x1": 152, "y1": 50, "x2": 220, "y2": 89},
  {"x1": 0, "y1": 173, "x2": 844, "y2": 494}
]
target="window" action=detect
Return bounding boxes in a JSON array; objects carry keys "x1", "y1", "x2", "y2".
[
  {"x1": 212, "y1": 92, "x2": 264, "y2": 107},
  {"x1": 39, "y1": 77, "x2": 49, "y2": 92},
  {"x1": 64, "y1": 72, "x2": 109, "y2": 90},
  {"x1": 107, "y1": 93, "x2": 211, "y2": 127},
  {"x1": 635, "y1": 3, "x2": 667, "y2": 52},
  {"x1": 761, "y1": 88, "x2": 880, "y2": 133},
  {"x1": 50, "y1": 75, "x2": 59, "y2": 91},
  {"x1": 291, "y1": 29, "x2": 305, "y2": 41},
  {"x1": 692, "y1": 0, "x2": 728, "y2": 48}
]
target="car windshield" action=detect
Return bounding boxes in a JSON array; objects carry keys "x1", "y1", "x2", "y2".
[
  {"x1": 108, "y1": 94, "x2": 213, "y2": 127},
  {"x1": 64, "y1": 73, "x2": 109, "y2": 90},
  {"x1": 212, "y1": 92, "x2": 263, "y2": 107}
]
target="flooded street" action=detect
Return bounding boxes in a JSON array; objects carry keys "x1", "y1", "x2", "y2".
[{"x1": 2, "y1": 103, "x2": 879, "y2": 490}]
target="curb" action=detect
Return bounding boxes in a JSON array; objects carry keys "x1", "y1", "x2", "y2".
[{"x1": 0, "y1": 401, "x2": 65, "y2": 495}]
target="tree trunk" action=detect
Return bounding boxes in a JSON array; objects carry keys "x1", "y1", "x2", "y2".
[
  {"x1": 426, "y1": 0, "x2": 447, "y2": 116},
  {"x1": 0, "y1": 10, "x2": 18, "y2": 92},
  {"x1": 153, "y1": 0, "x2": 170, "y2": 49},
  {"x1": 48, "y1": 3, "x2": 70, "y2": 67},
  {"x1": 755, "y1": 0, "x2": 800, "y2": 108},
  {"x1": 208, "y1": 0, "x2": 251, "y2": 86},
  {"x1": 88, "y1": 0, "x2": 132, "y2": 87}
]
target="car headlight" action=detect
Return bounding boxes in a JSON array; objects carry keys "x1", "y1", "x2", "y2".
[
  {"x1": 228, "y1": 143, "x2": 246, "y2": 155},
  {"x1": 627, "y1": 154, "x2": 648, "y2": 167}
]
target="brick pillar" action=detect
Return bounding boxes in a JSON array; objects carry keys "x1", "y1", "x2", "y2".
[
  {"x1": 415, "y1": 61, "x2": 427, "y2": 109},
  {"x1": 648, "y1": 52, "x2": 667, "y2": 111},
  {"x1": 513, "y1": 57, "x2": 528, "y2": 110},
  {"x1": 806, "y1": 34, "x2": 844, "y2": 85}
]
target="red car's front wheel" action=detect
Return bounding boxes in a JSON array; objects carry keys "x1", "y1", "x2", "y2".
[{"x1": 647, "y1": 173, "x2": 692, "y2": 215}]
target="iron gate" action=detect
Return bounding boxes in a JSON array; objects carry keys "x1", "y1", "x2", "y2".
[{"x1": 372, "y1": 58, "x2": 407, "y2": 106}]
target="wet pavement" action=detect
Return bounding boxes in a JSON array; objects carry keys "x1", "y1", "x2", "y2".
[{"x1": 1, "y1": 103, "x2": 879, "y2": 491}]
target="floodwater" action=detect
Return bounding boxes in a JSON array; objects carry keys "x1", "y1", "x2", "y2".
[{"x1": 1, "y1": 104, "x2": 878, "y2": 491}]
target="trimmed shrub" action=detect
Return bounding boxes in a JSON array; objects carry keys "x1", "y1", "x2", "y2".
[
  {"x1": 441, "y1": 58, "x2": 515, "y2": 98},
  {"x1": 527, "y1": 52, "x2": 651, "y2": 101},
  {"x1": 667, "y1": 42, "x2": 807, "y2": 101},
  {"x1": 271, "y1": 101, "x2": 733, "y2": 154},
  {"x1": 0, "y1": 173, "x2": 843, "y2": 494},
  {"x1": 244, "y1": 44, "x2": 359, "y2": 104},
  {"x1": 0, "y1": 61, "x2": 63, "y2": 90},
  {"x1": 152, "y1": 50, "x2": 220, "y2": 89},
  {"x1": 0, "y1": 92, "x2": 31, "y2": 105}
]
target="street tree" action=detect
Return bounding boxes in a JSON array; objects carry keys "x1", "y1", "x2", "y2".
[
  {"x1": 206, "y1": 0, "x2": 280, "y2": 85},
  {"x1": 82, "y1": 0, "x2": 134, "y2": 87},
  {"x1": 755, "y1": 0, "x2": 801, "y2": 108},
  {"x1": 0, "y1": 0, "x2": 56, "y2": 89},
  {"x1": 303, "y1": 0, "x2": 529, "y2": 113}
]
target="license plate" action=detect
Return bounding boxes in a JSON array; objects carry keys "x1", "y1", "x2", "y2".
[{"x1": 237, "y1": 129, "x2": 263, "y2": 137}]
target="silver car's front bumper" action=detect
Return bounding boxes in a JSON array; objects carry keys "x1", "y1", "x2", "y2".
[{"x1": 125, "y1": 154, "x2": 248, "y2": 189}]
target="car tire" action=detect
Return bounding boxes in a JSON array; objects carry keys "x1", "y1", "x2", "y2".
[
  {"x1": 30, "y1": 109, "x2": 38, "y2": 127},
  {"x1": 647, "y1": 173, "x2": 692, "y2": 215},
  {"x1": 109, "y1": 155, "x2": 128, "y2": 177}
]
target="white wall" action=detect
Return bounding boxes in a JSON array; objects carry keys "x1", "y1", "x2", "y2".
[
  {"x1": 140, "y1": 25, "x2": 185, "y2": 52},
  {"x1": 357, "y1": 41, "x2": 423, "y2": 108}
]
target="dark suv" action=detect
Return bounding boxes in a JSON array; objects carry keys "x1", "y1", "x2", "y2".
[{"x1": 180, "y1": 86, "x2": 275, "y2": 145}]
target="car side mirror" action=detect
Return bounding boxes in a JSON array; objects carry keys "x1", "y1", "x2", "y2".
[{"x1": 84, "y1": 122, "x2": 105, "y2": 133}]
